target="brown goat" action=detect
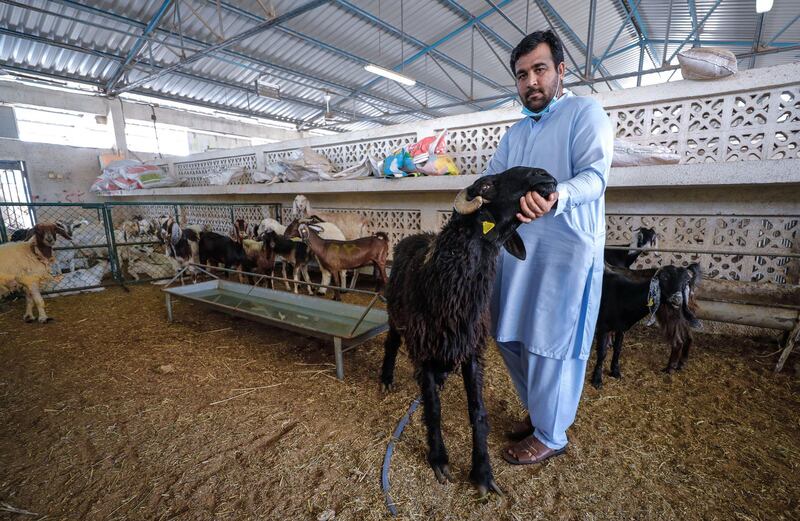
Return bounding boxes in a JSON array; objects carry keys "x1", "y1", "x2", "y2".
[{"x1": 297, "y1": 223, "x2": 389, "y2": 301}]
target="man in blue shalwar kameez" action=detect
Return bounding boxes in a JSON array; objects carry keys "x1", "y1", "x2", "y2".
[{"x1": 482, "y1": 30, "x2": 614, "y2": 465}]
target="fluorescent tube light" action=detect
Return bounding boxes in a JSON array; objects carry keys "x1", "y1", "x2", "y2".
[
  {"x1": 364, "y1": 64, "x2": 417, "y2": 86},
  {"x1": 756, "y1": 0, "x2": 773, "y2": 13}
]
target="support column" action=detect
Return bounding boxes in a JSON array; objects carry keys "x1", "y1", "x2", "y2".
[{"x1": 108, "y1": 100, "x2": 128, "y2": 158}]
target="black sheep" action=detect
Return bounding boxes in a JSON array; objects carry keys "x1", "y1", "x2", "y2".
[
  {"x1": 380, "y1": 167, "x2": 557, "y2": 497},
  {"x1": 591, "y1": 263, "x2": 702, "y2": 389}
]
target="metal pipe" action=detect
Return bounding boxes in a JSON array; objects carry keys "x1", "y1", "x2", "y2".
[
  {"x1": 585, "y1": 0, "x2": 597, "y2": 81},
  {"x1": 603, "y1": 245, "x2": 800, "y2": 259},
  {"x1": 111, "y1": 0, "x2": 330, "y2": 95},
  {"x1": 105, "y1": 0, "x2": 174, "y2": 91},
  {"x1": 662, "y1": 0, "x2": 673, "y2": 67},
  {"x1": 189, "y1": 263, "x2": 385, "y2": 296}
]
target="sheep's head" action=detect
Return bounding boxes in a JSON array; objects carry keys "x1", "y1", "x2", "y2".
[{"x1": 453, "y1": 167, "x2": 557, "y2": 260}]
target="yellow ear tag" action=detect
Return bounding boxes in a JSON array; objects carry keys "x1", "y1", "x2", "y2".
[
  {"x1": 647, "y1": 296, "x2": 654, "y2": 307},
  {"x1": 482, "y1": 221, "x2": 495, "y2": 235}
]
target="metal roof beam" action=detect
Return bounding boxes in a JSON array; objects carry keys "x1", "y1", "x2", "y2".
[
  {"x1": 309, "y1": 0, "x2": 520, "y2": 126},
  {"x1": 333, "y1": 0, "x2": 513, "y2": 95},
  {"x1": 437, "y1": 0, "x2": 514, "y2": 51},
  {"x1": 104, "y1": 0, "x2": 174, "y2": 92},
  {"x1": 586, "y1": 0, "x2": 597, "y2": 79},
  {"x1": 305, "y1": 41, "x2": 800, "y2": 126},
  {"x1": 0, "y1": 26, "x2": 394, "y2": 128},
  {"x1": 205, "y1": 1, "x2": 459, "y2": 117},
  {"x1": 1, "y1": 62, "x2": 345, "y2": 131},
  {"x1": 687, "y1": 0, "x2": 701, "y2": 48},
  {"x1": 110, "y1": 0, "x2": 330, "y2": 95},
  {"x1": 531, "y1": 0, "x2": 621, "y2": 90},
  {"x1": 649, "y1": 39, "x2": 799, "y2": 47},
  {"x1": 749, "y1": 14, "x2": 765, "y2": 69},
  {"x1": 767, "y1": 13, "x2": 800, "y2": 46},
  {"x1": 592, "y1": 0, "x2": 641, "y2": 75},
  {"x1": 440, "y1": 0, "x2": 585, "y2": 84},
  {"x1": 619, "y1": 0, "x2": 661, "y2": 67},
  {"x1": 46, "y1": 0, "x2": 438, "y2": 117},
  {"x1": 666, "y1": 0, "x2": 723, "y2": 65},
  {"x1": 51, "y1": 0, "x2": 435, "y2": 119}
]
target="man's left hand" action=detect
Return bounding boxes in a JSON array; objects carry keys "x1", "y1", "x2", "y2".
[{"x1": 517, "y1": 191, "x2": 559, "y2": 223}]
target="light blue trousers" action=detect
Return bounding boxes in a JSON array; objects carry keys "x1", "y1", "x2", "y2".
[{"x1": 496, "y1": 341, "x2": 588, "y2": 450}]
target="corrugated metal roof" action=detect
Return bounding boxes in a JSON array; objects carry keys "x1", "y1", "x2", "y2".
[{"x1": 0, "y1": 0, "x2": 796, "y2": 133}]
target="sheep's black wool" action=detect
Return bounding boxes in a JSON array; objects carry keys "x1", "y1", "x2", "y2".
[{"x1": 380, "y1": 167, "x2": 556, "y2": 497}]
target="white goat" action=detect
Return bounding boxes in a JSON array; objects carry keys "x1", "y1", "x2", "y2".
[
  {"x1": 254, "y1": 217, "x2": 286, "y2": 238},
  {"x1": 0, "y1": 224, "x2": 68, "y2": 322},
  {"x1": 46, "y1": 260, "x2": 111, "y2": 296},
  {"x1": 292, "y1": 195, "x2": 369, "y2": 240}
]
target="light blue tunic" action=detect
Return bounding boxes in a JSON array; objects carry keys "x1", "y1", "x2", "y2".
[{"x1": 484, "y1": 90, "x2": 614, "y2": 361}]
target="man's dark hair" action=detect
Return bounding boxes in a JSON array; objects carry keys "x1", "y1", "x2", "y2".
[{"x1": 509, "y1": 29, "x2": 564, "y2": 73}]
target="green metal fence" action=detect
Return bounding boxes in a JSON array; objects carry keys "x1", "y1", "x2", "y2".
[{"x1": 0, "y1": 201, "x2": 281, "y2": 295}]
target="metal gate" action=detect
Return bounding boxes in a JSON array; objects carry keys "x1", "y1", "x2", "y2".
[{"x1": 0, "y1": 202, "x2": 281, "y2": 295}]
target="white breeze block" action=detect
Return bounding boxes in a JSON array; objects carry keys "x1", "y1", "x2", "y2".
[{"x1": 677, "y1": 48, "x2": 738, "y2": 81}]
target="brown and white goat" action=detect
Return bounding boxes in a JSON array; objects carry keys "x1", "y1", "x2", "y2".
[
  {"x1": 297, "y1": 223, "x2": 389, "y2": 301},
  {"x1": 0, "y1": 223, "x2": 71, "y2": 322}
]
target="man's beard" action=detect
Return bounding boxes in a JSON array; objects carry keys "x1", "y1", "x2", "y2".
[{"x1": 521, "y1": 77, "x2": 560, "y2": 112}]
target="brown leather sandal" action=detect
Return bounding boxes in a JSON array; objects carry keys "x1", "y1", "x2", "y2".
[{"x1": 502, "y1": 435, "x2": 566, "y2": 465}]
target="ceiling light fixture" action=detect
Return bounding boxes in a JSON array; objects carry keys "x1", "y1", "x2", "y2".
[
  {"x1": 364, "y1": 64, "x2": 416, "y2": 86},
  {"x1": 756, "y1": 0, "x2": 773, "y2": 13},
  {"x1": 255, "y1": 77, "x2": 280, "y2": 99}
]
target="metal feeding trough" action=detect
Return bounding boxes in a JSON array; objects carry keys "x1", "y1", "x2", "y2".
[{"x1": 163, "y1": 265, "x2": 388, "y2": 380}]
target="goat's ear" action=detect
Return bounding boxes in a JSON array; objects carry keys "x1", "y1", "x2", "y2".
[
  {"x1": 503, "y1": 230, "x2": 526, "y2": 261},
  {"x1": 170, "y1": 223, "x2": 182, "y2": 245}
]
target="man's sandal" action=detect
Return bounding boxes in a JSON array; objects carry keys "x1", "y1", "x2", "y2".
[{"x1": 502, "y1": 435, "x2": 566, "y2": 465}]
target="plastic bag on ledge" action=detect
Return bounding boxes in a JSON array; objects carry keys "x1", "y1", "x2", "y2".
[
  {"x1": 380, "y1": 129, "x2": 457, "y2": 177},
  {"x1": 612, "y1": 139, "x2": 680, "y2": 167},
  {"x1": 207, "y1": 166, "x2": 245, "y2": 186},
  {"x1": 90, "y1": 160, "x2": 181, "y2": 192}
]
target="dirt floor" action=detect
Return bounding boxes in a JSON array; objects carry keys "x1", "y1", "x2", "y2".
[{"x1": 1, "y1": 283, "x2": 799, "y2": 521}]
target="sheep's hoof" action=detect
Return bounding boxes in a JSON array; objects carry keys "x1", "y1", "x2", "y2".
[
  {"x1": 476, "y1": 479, "x2": 504, "y2": 499},
  {"x1": 662, "y1": 366, "x2": 675, "y2": 374},
  {"x1": 380, "y1": 382, "x2": 394, "y2": 393},
  {"x1": 39, "y1": 317, "x2": 53, "y2": 324},
  {"x1": 24, "y1": 315, "x2": 35, "y2": 323},
  {"x1": 609, "y1": 369, "x2": 622, "y2": 379},
  {"x1": 591, "y1": 377, "x2": 603, "y2": 390},
  {"x1": 432, "y1": 464, "x2": 453, "y2": 484}
]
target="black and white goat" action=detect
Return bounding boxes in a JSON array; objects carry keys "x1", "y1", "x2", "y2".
[
  {"x1": 604, "y1": 227, "x2": 657, "y2": 268},
  {"x1": 591, "y1": 263, "x2": 702, "y2": 389},
  {"x1": 379, "y1": 167, "x2": 557, "y2": 497},
  {"x1": 163, "y1": 218, "x2": 201, "y2": 271},
  {"x1": 198, "y1": 228, "x2": 246, "y2": 281},
  {"x1": 261, "y1": 231, "x2": 314, "y2": 293}
]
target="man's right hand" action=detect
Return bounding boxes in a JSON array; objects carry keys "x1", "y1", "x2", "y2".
[{"x1": 517, "y1": 191, "x2": 558, "y2": 223}]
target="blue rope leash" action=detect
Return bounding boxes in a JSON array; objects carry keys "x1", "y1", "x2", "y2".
[{"x1": 381, "y1": 396, "x2": 421, "y2": 517}]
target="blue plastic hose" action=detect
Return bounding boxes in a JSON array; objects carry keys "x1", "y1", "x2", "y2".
[{"x1": 381, "y1": 396, "x2": 421, "y2": 517}]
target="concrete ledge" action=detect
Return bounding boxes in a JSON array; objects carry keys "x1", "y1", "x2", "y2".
[{"x1": 100, "y1": 158, "x2": 800, "y2": 197}]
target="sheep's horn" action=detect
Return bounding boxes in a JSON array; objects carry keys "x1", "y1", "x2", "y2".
[{"x1": 453, "y1": 188, "x2": 486, "y2": 215}]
